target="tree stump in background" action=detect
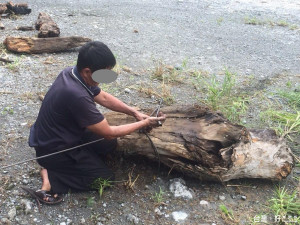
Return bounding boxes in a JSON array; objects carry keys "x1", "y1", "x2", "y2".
[
  {"x1": 35, "y1": 12, "x2": 60, "y2": 38},
  {"x1": 105, "y1": 105, "x2": 294, "y2": 182}
]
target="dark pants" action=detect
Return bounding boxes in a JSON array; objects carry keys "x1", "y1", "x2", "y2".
[{"x1": 36, "y1": 131, "x2": 117, "y2": 194}]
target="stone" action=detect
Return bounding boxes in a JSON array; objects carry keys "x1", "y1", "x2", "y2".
[
  {"x1": 200, "y1": 200, "x2": 209, "y2": 206},
  {"x1": 219, "y1": 195, "x2": 226, "y2": 201},
  {"x1": 60, "y1": 222, "x2": 66, "y2": 225},
  {"x1": 169, "y1": 178, "x2": 193, "y2": 199},
  {"x1": 241, "y1": 195, "x2": 247, "y2": 200},
  {"x1": 126, "y1": 214, "x2": 139, "y2": 224},
  {"x1": 1, "y1": 218, "x2": 12, "y2": 225},
  {"x1": 21, "y1": 199, "x2": 33, "y2": 214},
  {"x1": 171, "y1": 211, "x2": 188, "y2": 222},
  {"x1": 124, "y1": 88, "x2": 132, "y2": 94},
  {"x1": 80, "y1": 218, "x2": 85, "y2": 224},
  {"x1": 8, "y1": 208, "x2": 16, "y2": 220}
]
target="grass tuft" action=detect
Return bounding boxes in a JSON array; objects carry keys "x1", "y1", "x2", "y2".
[
  {"x1": 91, "y1": 177, "x2": 113, "y2": 198},
  {"x1": 268, "y1": 186, "x2": 300, "y2": 223}
]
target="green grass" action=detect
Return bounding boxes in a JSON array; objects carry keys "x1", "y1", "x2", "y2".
[
  {"x1": 152, "y1": 186, "x2": 165, "y2": 204},
  {"x1": 90, "y1": 178, "x2": 113, "y2": 198},
  {"x1": 268, "y1": 186, "x2": 300, "y2": 224},
  {"x1": 193, "y1": 70, "x2": 249, "y2": 123},
  {"x1": 219, "y1": 204, "x2": 236, "y2": 222},
  {"x1": 244, "y1": 17, "x2": 298, "y2": 30},
  {"x1": 278, "y1": 90, "x2": 300, "y2": 109},
  {"x1": 260, "y1": 89, "x2": 300, "y2": 139}
]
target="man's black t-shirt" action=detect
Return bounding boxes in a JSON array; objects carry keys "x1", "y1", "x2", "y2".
[{"x1": 29, "y1": 66, "x2": 104, "y2": 152}]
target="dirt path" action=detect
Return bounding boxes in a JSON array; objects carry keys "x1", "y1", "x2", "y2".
[{"x1": 0, "y1": 0, "x2": 299, "y2": 224}]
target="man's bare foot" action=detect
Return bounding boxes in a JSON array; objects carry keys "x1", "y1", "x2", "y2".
[{"x1": 40, "y1": 168, "x2": 59, "y2": 200}]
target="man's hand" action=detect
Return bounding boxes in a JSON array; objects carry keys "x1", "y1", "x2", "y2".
[
  {"x1": 133, "y1": 111, "x2": 149, "y2": 121},
  {"x1": 145, "y1": 113, "x2": 166, "y2": 128}
]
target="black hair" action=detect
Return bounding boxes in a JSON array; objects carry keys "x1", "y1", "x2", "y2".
[{"x1": 77, "y1": 41, "x2": 116, "y2": 72}]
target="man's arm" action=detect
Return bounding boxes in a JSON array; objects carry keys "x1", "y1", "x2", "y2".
[
  {"x1": 87, "y1": 116, "x2": 165, "y2": 139},
  {"x1": 94, "y1": 90, "x2": 148, "y2": 120}
]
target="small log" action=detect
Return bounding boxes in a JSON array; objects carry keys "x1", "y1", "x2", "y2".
[
  {"x1": 35, "y1": 12, "x2": 60, "y2": 38},
  {"x1": 16, "y1": 26, "x2": 34, "y2": 31},
  {"x1": 3, "y1": 36, "x2": 91, "y2": 53},
  {"x1": 105, "y1": 106, "x2": 294, "y2": 182},
  {"x1": 6, "y1": 2, "x2": 31, "y2": 15}
]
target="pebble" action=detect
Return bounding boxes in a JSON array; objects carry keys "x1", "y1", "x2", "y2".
[
  {"x1": 171, "y1": 211, "x2": 188, "y2": 221},
  {"x1": 21, "y1": 199, "x2": 32, "y2": 214},
  {"x1": 103, "y1": 203, "x2": 107, "y2": 207},
  {"x1": 200, "y1": 200, "x2": 209, "y2": 205},
  {"x1": 97, "y1": 223, "x2": 104, "y2": 225},
  {"x1": 124, "y1": 88, "x2": 132, "y2": 94},
  {"x1": 126, "y1": 214, "x2": 139, "y2": 224},
  {"x1": 60, "y1": 222, "x2": 66, "y2": 225},
  {"x1": 241, "y1": 195, "x2": 247, "y2": 200},
  {"x1": 154, "y1": 207, "x2": 163, "y2": 216},
  {"x1": 1, "y1": 218, "x2": 12, "y2": 225},
  {"x1": 80, "y1": 218, "x2": 85, "y2": 224},
  {"x1": 219, "y1": 195, "x2": 226, "y2": 201},
  {"x1": 169, "y1": 178, "x2": 193, "y2": 199},
  {"x1": 8, "y1": 208, "x2": 16, "y2": 220}
]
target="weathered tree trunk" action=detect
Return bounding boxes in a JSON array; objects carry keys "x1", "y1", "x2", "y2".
[
  {"x1": 3, "y1": 36, "x2": 91, "y2": 53},
  {"x1": 105, "y1": 106, "x2": 294, "y2": 182},
  {"x1": 35, "y1": 12, "x2": 60, "y2": 38}
]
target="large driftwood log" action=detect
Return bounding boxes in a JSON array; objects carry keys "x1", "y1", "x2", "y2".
[
  {"x1": 105, "y1": 106, "x2": 294, "y2": 182},
  {"x1": 35, "y1": 12, "x2": 60, "y2": 38},
  {"x1": 3, "y1": 36, "x2": 91, "y2": 53}
]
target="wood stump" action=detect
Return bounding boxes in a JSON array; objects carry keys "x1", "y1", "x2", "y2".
[
  {"x1": 105, "y1": 106, "x2": 294, "y2": 182},
  {"x1": 35, "y1": 12, "x2": 60, "y2": 38}
]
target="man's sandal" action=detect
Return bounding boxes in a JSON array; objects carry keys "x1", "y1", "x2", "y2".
[{"x1": 21, "y1": 187, "x2": 63, "y2": 210}]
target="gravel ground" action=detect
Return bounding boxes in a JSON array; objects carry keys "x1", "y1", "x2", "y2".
[{"x1": 0, "y1": 0, "x2": 300, "y2": 224}]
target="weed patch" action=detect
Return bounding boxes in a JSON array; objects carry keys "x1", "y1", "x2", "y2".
[
  {"x1": 268, "y1": 186, "x2": 300, "y2": 224},
  {"x1": 91, "y1": 177, "x2": 113, "y2": 198},
  {"x1": 192, "y1": 70, "x2": 249, "y2": 123}
]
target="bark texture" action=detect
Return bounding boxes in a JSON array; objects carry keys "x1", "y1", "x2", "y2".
[
  {"x1": 105, "y1": 106, "x2": 294, "y2": 182},
  {"x1": 35, "y1": 12, "x2": 60, "y2": 38},
  {"x1": 3, "y1": 36, "x2": 91, "y2": 53}
]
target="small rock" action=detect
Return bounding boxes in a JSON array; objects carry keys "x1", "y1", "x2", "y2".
[
  {"x1": 174, "y1": 64, "x2": 183, "y2": 70},
  {"x1": 133, "y1": 29, "x2": 138, "y2": 33},
  {"x1": 165, "y1": 65, "x2": 174, "y2": 71},
  {"x1": 73, "y1": 199, "x2": 79, "y2": 205},
  {"x1": 126, "y1": 214, "x2": 139, "y2": 224},
  {"x1": 80, "y1": 218, "x2": 85, "y2": 224},
  {"x1": 22, "y1": 179, "x2": 29, "y2": 184},
  {"x1": 169, "y1": 178, "x2": 193, "y2": 199},
  {"x1": 38, "y1": 95, "x2": 44, "y2": 101},
  {"x1": 21, "y1": 199, "x2": 33, "y2": 214},
  {"x1": 8, "y1": 208, "x2": 16, "y2": 220},
  {"x1": 60, "y1": 222, "x2": 66, "y2": 225},
  {"x1": 67, "y1": 219, "x2": 72, "y2": 225},
  {"x1": 122, "y1": 66, "x2": 132, "y2": 72},
  {"x1": 241, "y1": 195, "x2": 247, "y2": 200},
  {"x1": 200, "y1": 200, "x2": 209, "y2": 206},
  {"x1": 124, "y1": 88, "x2": 132, "y2": 94},
  {"x1": 1, "y1": 218, "x2": 12, "y2": 225},
  {"x1": 219, "y1": 195, "x2": 226, "y2": 201},
  {"x1": 154, "y1": 207, "x2": 163, "y2": 216},
  {"x1": 33, "y1": 218, "x2": 37, "y2": 222},
  {"x1": 171, "y1": 211, "x2": 188, "y2": 222},
  {"x1": 97, "y1": 223, "x2": 103, "y2": 225}
]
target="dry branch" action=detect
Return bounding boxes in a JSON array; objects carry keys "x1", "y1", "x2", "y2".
[
  {"x1": 3, "y1": 36, "x2": 91, "y2": 53},
  {"x1": 105, "y1": 106, "x2": 294, "y2": 182}
]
